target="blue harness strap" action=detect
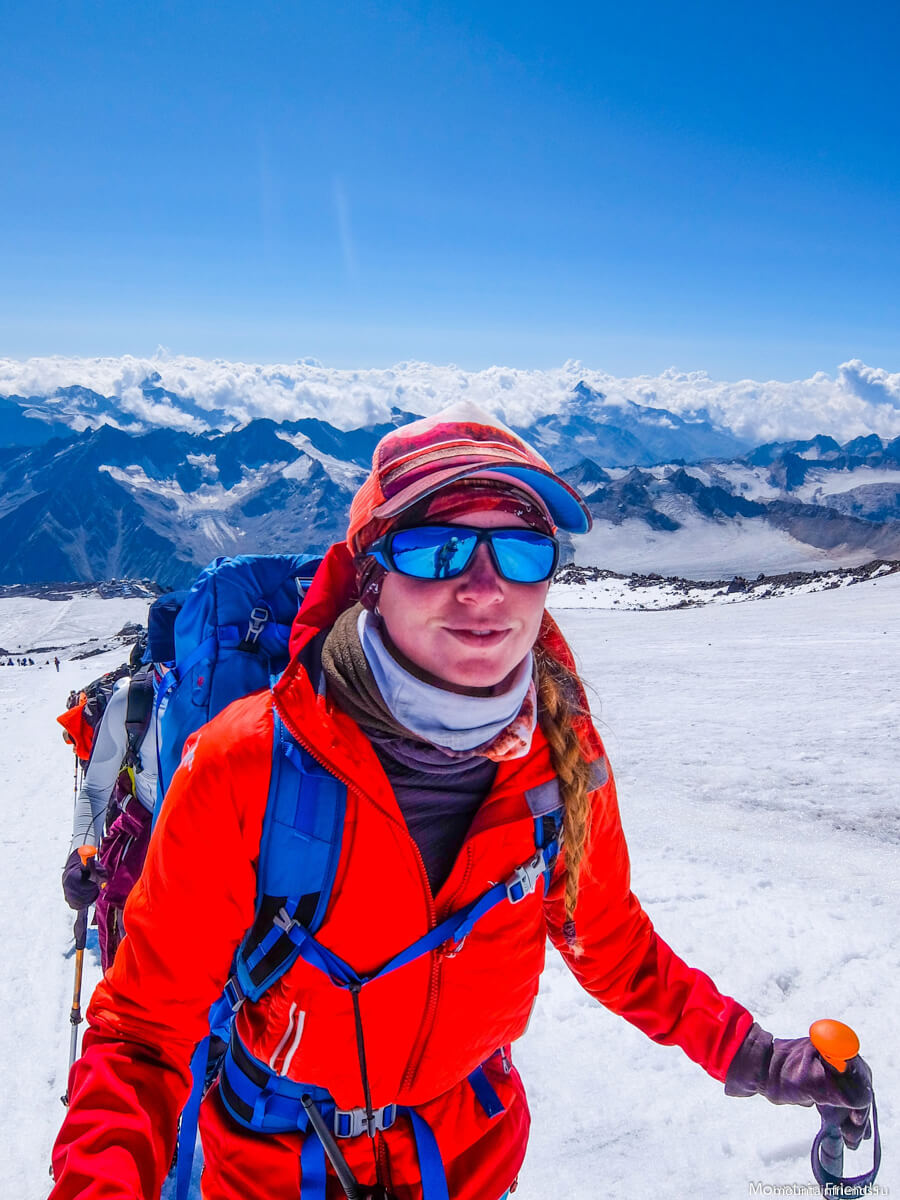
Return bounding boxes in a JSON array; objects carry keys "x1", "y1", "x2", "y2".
[
  {"x1": 218, "y1": 1028, "x2": 506, "y2": 1200},
  {"x1": 272, "y1": 815, "x2": 559, "y2": 992},
  {"x1": 467, "y1": 1065, "x2": 505, "y2": 1119},
  {"x1": 173, "y1": 709, "x2": 348, "y2": 1200},
  {"x1": 406, "y1": 1109, "x2": 450, "y2": 1200},
  {"x1": 174, "y1": 695, "x2": 561, "y2": 1200},
  {"x1": 300, "y1": 1131, "x2": 328, "y2": 1198},
  {"x1": 174, "y1": 1036, "x2": 210, "y2": 1200},
  {"x1": 232, "y1": 715, "x2": 347, "y2": 1003}
]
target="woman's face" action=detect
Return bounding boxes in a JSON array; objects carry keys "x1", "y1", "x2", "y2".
[{"x1": 377, "y1": 509, "x2": 550, "y2": 691}]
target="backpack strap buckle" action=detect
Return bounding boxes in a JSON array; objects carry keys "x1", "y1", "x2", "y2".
[
  {"x1": 223, "y1": 975, "x2": 246, "y2": 1013},
  {"x1": 239, "y1": 606, "x2": 271, "y2": 653},
  {"x1": 504, "y1": 850, "x2": 547, "y2": 903},
  {"x1": 273, "y1": 905, "x2": 297, "y2": 933},
  {"x1": 333, "y1": 1103, "x2": 398, "y2": 1138}
]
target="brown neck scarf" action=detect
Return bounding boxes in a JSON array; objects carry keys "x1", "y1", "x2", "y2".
[{"x1": 321, "y1": 605, "x2": 411, "y2": 743}]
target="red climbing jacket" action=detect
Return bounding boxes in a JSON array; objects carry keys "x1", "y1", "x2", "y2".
[{"x1": 50, "y1": 543, "x2": 753, "y2": 1200}]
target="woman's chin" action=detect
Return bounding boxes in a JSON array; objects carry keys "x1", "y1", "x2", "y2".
[{"x1": 436, "y1": 654, "x2": 519, "y2": 692}]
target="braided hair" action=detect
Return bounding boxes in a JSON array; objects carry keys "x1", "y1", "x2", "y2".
[{"x1": 534, "y1": 640, "x2": 597, "y2": 952}]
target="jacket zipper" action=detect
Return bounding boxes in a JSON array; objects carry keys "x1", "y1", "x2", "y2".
[
  {"x1": 273, "y1": 692, "x2": 523, "y2": 1099},
  {"x1": 398, "y1": 840, "x2": 477, "y2": 1092},
  {"x1": 398, "y1": 835, "x2": 441, "y2": 1093}
]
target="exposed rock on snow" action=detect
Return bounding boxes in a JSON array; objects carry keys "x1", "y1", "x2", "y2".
[{"x1": 549, "y1": 558, "x2": 900, "y2": 610}]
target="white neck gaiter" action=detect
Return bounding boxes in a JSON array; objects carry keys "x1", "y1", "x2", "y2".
[{"x1": 358, "y1": 608, "x2": 533, "y2": 753}]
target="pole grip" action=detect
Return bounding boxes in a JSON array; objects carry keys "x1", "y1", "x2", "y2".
[
  {"x1": 77, "y1": 845, "x2": 106, "y2": 890},
  {"x1": 807, "y1": 1019, "x2": 883, "y2": 1196}
]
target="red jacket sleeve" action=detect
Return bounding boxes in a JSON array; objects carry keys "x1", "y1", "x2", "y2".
[
  {"x1": 544, "y1": 752, "x2": 753, "y2": 1082},
  {"x1": 50, "y1": 699, "x2": 271, "y2": 1200}
]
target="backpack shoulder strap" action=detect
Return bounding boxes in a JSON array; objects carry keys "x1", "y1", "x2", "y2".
[
  {"x1": 122, "y1": 671, "x2": 155, "y2": 772},
  {"x1": 227, "y1": 705, "x2": 348, "y2": 1008},
  {"x1": 175, "y1": 699, "x2": 348, "y2": 1199}
]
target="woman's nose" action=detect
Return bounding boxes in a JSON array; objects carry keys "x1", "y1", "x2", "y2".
[{"x1": 455, "y1": 544, "x2": 504, "y2": 602}]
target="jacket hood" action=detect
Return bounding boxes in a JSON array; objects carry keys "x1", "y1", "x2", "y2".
[{"x1": 288, "y1": 541, "x2": 359, "y2": 658}]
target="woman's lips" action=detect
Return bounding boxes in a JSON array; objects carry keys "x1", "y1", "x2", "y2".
[{"x1": 443, "y1": 627, "x2": 511, "y2": 647}]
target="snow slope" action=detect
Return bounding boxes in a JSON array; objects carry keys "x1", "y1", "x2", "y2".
[
  {"x1": 548, "y1": 560, "x2": 899, "y2": 610},
  {"x1": 571, "y1": 511, "x2": 875, "y2": 579},
  {"x1": 1, "y1": 582, "x2": 896, "y2": 1198}
]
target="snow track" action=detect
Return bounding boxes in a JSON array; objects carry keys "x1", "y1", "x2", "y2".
[{"x1": 1, "y1": 580, "x2": 895, "y2": 1198}]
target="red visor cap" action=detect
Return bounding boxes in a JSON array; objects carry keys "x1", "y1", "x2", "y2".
[{"x1": 347, "y1": 404, "x2": 592, "y2": 554}]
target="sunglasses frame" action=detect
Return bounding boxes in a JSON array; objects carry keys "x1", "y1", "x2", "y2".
[{"x1": 367, "y1": 524, "x2": 560, "y2": 584}]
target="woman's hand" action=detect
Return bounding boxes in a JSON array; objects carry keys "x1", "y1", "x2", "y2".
[
  {"x1": 61, "y1": 847, "x2": 107, "y2": 910},
  {"x1": 725, "y1": 1022, "x2": 873, "y2": 1149}
]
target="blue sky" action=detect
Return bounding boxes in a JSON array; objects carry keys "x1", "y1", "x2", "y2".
[{"x1": 2, "y1": 0, "x2": 899, "y2": 378}]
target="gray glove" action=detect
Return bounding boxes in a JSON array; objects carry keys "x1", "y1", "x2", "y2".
[{"x1": 725, "y1": 1022, "x2": 873, "y2": 1150}]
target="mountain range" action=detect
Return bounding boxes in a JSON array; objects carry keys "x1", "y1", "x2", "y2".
[{"x1": 1, "y1": 379, "x2": 899, "y2": 585}]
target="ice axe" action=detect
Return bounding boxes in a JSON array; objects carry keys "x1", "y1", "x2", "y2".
[
  {"x1": 60, "y1": 845, "x2": 98, "y2": 1106},
  {"x1": 809, "y1": 1019, "x2": 881, "y2": 1198}
]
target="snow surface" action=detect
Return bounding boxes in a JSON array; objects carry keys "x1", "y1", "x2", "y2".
[
  {"x1": 795, "y1": 467, "x2": 900, "y2": 504},
  {"x1": 1, "y1": 581, "x2": 896, "y2": 1198},
  {"x1": 571, "y1": 512, "x2": 848, "y2": 579},
  {"x1": 548, "y1": 562, "x2": 899, "y2": 611},
  {"x1": 4, "y1": 353, "x2": 900, "y2": 444}
]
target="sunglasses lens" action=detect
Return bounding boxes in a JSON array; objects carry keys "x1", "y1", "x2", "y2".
[
  {"x1": 491, "y1": 531, "x2": 557, "y2": 582},
  {"x1": 388, "y1": 527, "x2": 478, "y2": 579},
  {"x1": 384, "y1": 526, "x2": 558, "y2": 582}
]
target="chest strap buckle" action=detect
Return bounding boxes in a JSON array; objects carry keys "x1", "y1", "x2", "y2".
[
  {"x1": 504, "y1": 849, "x2": 547, "y2": 903},
  {"x1": 334, "y1": 1102, "x2": 398, "y2": 1138}
]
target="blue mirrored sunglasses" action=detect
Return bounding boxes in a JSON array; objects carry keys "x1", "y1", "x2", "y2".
[{"x1": 368, "y1": 525, "x2": 559, "y2": 583}]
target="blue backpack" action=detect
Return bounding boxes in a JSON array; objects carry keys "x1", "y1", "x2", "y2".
[
  {"x1": 154, "y1": 553, "x2": 320, "y2": 810},
  {"x1": 154, "y1": 554, "x2": 563, "y2": 1200}
]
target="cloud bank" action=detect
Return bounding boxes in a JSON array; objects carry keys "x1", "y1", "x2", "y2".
[{"x1": 2, "y1": 353, "x2": 900, "y2": 444}]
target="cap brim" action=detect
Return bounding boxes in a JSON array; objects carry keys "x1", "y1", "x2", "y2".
[{"x1": 372, "y1": 460, "x2": 592, "y2": 534}]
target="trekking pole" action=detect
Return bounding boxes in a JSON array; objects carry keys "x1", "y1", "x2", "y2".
[
  {"x1": 61, "y1": 845, "x2": 99, "y2": 1106},
  {"x1": 808, "y1": 1019, "x2": 881, "y2": 1198},
  {"x1": 61, "y1": 903, "x2": 90, "y2": 1107}
]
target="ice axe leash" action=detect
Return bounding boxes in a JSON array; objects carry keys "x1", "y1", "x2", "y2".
[
  {"x1": 809, "y1": 1019, "x2": 881, "y2": 1198},
  {"x1": 60, "y1": 845, "x2": 99, "y2": 1107}
]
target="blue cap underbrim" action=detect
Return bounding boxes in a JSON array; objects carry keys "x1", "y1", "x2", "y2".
[{"x1": 482, "y1": 465, "x2": 592, "y2": 534}]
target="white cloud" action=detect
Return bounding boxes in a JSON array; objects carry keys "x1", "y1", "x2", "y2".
[{"x1": 1, "y1": 354, "x2": 900, "y2": 444}]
